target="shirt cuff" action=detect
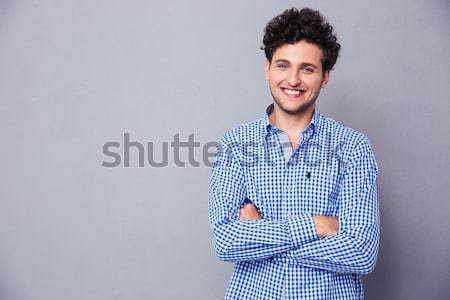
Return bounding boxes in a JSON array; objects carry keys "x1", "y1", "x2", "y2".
[{"x1": 287, "y1": 213, "x2": 318, "y2": 247}]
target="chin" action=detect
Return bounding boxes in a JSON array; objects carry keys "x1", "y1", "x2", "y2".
[{"x1": 278, "y1": 101, "x2": 312, "y2": 114}]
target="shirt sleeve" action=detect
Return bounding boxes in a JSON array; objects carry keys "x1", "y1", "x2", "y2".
[
  {"x1": 208, "y1": 132, "x2": 319, "y2": 262},
  {"x1": 283, "y1": 137, "x2": 380, "y2": 274}
]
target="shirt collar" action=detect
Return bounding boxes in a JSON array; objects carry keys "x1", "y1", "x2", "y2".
[{"x1": 260, "y1": 103, "x2": 321, "y2": 138}]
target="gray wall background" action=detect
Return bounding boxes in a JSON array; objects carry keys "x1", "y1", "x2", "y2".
[{"x1": 1, "y1": 0, "x2": 449, "y2": 299}]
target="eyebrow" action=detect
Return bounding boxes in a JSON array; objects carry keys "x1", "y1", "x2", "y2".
[{"x1": 272, "y1": 59, "x2": 319, "y2": 69}]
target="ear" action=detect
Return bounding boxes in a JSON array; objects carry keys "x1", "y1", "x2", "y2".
[
  {"x1": 264, "y1": 61, "x2": 270, "y2": 80},
  {"x1": 321, "y1": 69, "x2": 330, "y2": 88}
]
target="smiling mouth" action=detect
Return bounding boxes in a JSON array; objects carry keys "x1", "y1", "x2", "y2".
[{"x1": 281, "y1": 88, "x2": 306, "y2": 98}]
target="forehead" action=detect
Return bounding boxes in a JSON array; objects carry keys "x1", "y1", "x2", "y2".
[{"x1": 272, "y1": 40, "x2": 323, "y2": 64}]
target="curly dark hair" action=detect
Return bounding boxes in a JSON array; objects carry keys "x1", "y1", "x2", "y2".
[{"x1": 261, "y1": 7, "x2": 341, "y2": 73}]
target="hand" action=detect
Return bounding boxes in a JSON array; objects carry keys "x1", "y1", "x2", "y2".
[
  {"x1": 239, "y1": 203, "x2": 263, "y2": 221},
  {"x1": 313, "y1": 216, "x2": 339, "y2": 238}
]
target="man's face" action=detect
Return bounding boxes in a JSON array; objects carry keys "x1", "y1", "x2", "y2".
[{"x1": 265, "y1": 40, "x2": 330, "y2": 115}]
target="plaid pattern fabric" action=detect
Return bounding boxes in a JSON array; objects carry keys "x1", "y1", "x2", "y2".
[{"x1": 208, "y1": 104, "x2": 380, "y2": 300}]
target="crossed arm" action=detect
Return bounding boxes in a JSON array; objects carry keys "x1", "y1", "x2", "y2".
[
  {"x1": 239, "y1": 202, "x2": 339, "y2": 238},
  {"x1": 208, "y1": 134, "x2": 380, "y2": 274}
]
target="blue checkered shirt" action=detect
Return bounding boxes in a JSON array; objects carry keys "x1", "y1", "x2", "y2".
[{"x1": 208, "y1": 104, "x2": 380, "y2": 300}]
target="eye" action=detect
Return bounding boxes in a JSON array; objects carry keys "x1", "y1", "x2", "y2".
[
  {"x1": 302, "y1": 67, "x2": 315, "y2": 73},
  {"x1": 277, "y1": 63, "x2": 288, "y2": 69}
]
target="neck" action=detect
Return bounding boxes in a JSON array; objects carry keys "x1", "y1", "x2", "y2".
[{"x1": 268, "y1": 103, "x2": 315, "y2": 135}]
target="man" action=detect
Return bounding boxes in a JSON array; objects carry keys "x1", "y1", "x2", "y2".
[{"x1": 208, "y1": 7, "x2": 379, "y2": 300}]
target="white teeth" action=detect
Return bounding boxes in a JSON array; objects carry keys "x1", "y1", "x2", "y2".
[{"x1": 284, "y1": 88, "x2": 303, "y2": 95}]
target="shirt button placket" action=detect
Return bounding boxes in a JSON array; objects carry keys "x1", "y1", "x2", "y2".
[
  {"x1": 281, "y1": 160, "x2": 288, "y2": 219},
  {"x1": 284, "y1": 161, "x2": 292, "y2": 219}
]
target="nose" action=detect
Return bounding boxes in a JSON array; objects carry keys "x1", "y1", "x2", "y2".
[{"x1": 287, "y1": 70, "x2": 301, "y2": 86}]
